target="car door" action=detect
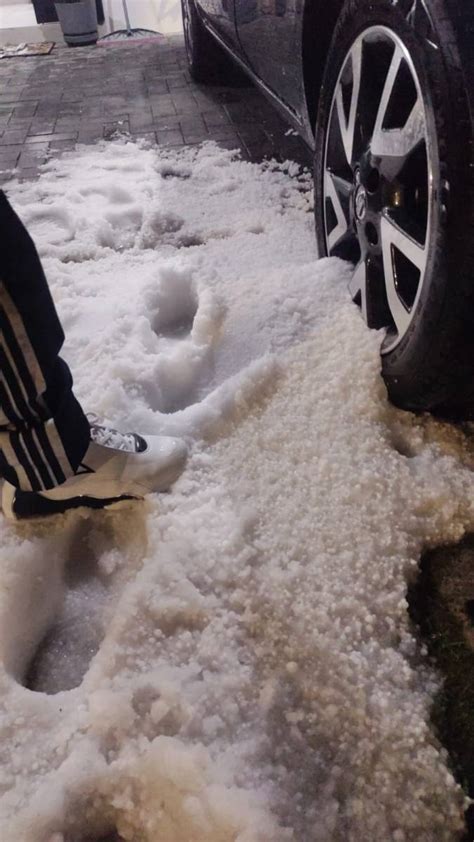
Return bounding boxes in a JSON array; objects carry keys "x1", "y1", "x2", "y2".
[
  {"x1": 235, "y1": 0, "x2": 303, "y2": 112},
  {"x1": 196, "y1": 0, "x2": 240, "y2": 51}
]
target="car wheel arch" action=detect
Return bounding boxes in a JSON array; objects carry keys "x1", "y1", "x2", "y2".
[{"x1": 301, "y1": 0, "x2": 345, "y2": 136}]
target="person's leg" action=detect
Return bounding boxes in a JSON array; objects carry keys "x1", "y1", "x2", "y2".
[
  {"x1": 0, "y1": 190, "x2": 91, "y2": 491},
  {"x1": 1, "y1": 191, "x2": 187, "y2": 521}
]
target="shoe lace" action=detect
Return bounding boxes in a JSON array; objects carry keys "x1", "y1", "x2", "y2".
[{"x1": 87, "y1": 413, "x2": 138, "y2": 453}]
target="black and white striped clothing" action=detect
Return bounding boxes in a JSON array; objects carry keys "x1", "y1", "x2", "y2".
[{"x1": 0, "y1": 191, "x2": 90, "y2": 491}]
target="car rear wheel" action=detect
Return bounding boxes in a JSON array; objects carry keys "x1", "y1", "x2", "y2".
[{"x1": 314, "y1": 0, "x2": 474, "y2": 414}]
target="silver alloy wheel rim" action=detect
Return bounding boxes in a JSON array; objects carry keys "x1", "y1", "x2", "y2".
[{"x1": 323, "y1": 26, "x2": 434, "y2": 353}]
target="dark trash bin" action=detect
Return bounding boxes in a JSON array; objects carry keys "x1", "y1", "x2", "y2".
[{"x1": 54, "y1": 0, "x2": 98, "y2": 46}]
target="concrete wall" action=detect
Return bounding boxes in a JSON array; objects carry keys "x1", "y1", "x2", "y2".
[
  {"x1": 102, "y1": 0, "x2": 182, "y2": 36},
  {"x1": 0, "y1": 0, "x2": 182, "y2": 45}
]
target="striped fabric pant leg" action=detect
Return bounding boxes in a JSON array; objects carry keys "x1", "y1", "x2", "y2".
[{"x1": 0, "y1": 190, "x2": 91, "y2": 492}]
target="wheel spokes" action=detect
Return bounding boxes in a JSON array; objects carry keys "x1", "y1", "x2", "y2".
[
  {"x1": 323, "y1": 25, "x2": 433, "y2": 351},
  {"x1": 372, "y1": 97, "x2": 425, "y2": 159},
  {"x1": 324, "y1": 171, "x2": 352, "y2": 251},
  {"x1": 335, "y1": 40, "x2": 363, "y2": 166},
  {"x1": 381, "y1": 213, "x2": 426, "y2": 337},
  {"x1": 348, "y1": 259, "x2": 368, "y2": 323},
  {"x1": 371, "y1": 45, "x2": 425, "y2": 159}
]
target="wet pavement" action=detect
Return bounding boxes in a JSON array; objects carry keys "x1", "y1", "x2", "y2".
[{"x1": 0, "y1": 34, "x2": 311, "y2": 183}]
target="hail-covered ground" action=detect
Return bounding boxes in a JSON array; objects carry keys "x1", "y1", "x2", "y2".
[{"x1": 1, "y1": 140, "x2": 474, "y2": 842}]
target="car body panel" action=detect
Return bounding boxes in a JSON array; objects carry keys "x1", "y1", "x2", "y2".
[
  {"x1": 194, "y1": 0, "x2": 474, "y2": 158},
  {"x1": 196, "y1": 0, "x2": 241, "y2": 51},
  {"x1": 234, "y1": 0, "x2": 304, "y2": 116},
  {"x1": 196, "y1": 0, "x2": 318, "y2": 146}
]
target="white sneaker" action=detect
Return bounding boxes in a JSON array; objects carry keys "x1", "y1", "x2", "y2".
[{"x1": 2, "y1": 421, "x2": 187, "y2": 521}]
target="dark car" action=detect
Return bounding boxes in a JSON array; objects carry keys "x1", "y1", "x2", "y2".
[{"x1": 181, "y1": 0, "x2": 474, "y2": 414}]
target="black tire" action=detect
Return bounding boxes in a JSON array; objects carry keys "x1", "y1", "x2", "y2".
[
  {"x1": 314, "y1": 0, "x2": 474, "y2": 414},
  {"x1": 181, "y1": 0, "x2": 237, "y2": 84}
]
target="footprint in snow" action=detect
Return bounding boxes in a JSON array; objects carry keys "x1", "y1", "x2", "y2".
[
  {"x1": 23, "y1": 509, "x2": 146, "y2": 695},
  {"x1": 174, "y1": 228, "x2": 234, "y2": 248},
  {"x1": 139, "y1": 207, "x2": 184, "y2": 249},
  {"x1": 140, "y1": 265, "x2": 224, "y2": 413},
  {"x1": 146, "y1": 266, "x2": 198, "y2": 339},
  {"x1": 78, "y1": 184, "x2": 135, "y2": 205},
  {"x1": 175, "y1": 232, "x2": 205, "y2": 248},
  {"x1": 156, "y1": 162, "x2": 192, "y2": 180},
  {"x1": 22, "y1": 205, "x2": 76, "y2": 247}
]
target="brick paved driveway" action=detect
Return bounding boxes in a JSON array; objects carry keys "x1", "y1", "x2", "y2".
[{"x1": 0, "y1": 35, "x2": 311, "y2": 183}]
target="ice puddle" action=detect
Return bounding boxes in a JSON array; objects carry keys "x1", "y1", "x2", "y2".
[{"x1": 1, "y1": 140, "x2": 474, "y2": 841}]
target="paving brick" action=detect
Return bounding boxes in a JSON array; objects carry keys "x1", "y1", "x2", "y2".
[
  {"x1": 156, "y1": 128, "x2": 185, "y2": 147},
  {"x1": 149, "y1": 91, "x2": 175, "y2": 105},
  {"x1": 202, "y1": 109, "x2": 231, "y2": 128},
  {"x1": 147, "y1": 79, "x2": 168, "y2": 96},
  {"x1": 129, "y1": 131, "x2": 157, "y2": 145},
  {"x1": 166, "y1": 74, "x2": 189, "y2": 89},
  {"x1": 0, "y1": 35, "x2": 306, "y2": 180},
  {"x1": 152, "y1": 114, "x2": 181, "y2": 130},
  {"x1": 20, "y1": 88, "x2": 52, "y2": 102},
  {"x1": 18, "y1": 153, "x2": 47, "y2": 170},
  {"x1": 28, "y1": 123, "x2": 56, "y2": 136},
  {"x1": 150, "y1": 100, "x2": 177, "y2": 118},
  {"x1": 21, "y1": 141, "x2": 50, "y2": 155},
  {"x1": 170, "y1": 92, "x2": 199, "y2": 113},
  {"x1": 160, "y1": 61, "x2": 181, "y2": 73},
  {"x1": 48, "y1": 139, "x2": 76, "y2": 153},
  {"x1": 0, "y1": 128, "x2": 29, "y2": 145},
  {"x1": 36, "y1": 106, "x2": 61, "y2": 119},
  {"x1": 58, "y1": 103, "x2": 83, "y2": 116},
  {"x1": 102, "y1": 96, "x2": 129, "y2": 115},
  {"x1": 103, "y1": 120, "x2": 130, "y2": 140},
  {"x1": 182, "y1": 133, "x2": 210, "y2": 145},
  {"x1": 209, "y1": 127, "x2": 241, "y2": 143},
  {"x1": 237, "y1": 124, "x2": 269, "y2": 143},
  {"x1": 0, "y1": 93, "x2": 19, "y2": 104},
  {"x1": 18, "y1": 169, "x2": 40, "y2": 181},
  {"x1": 55, "y1": 118, "x2": 81, "y2": 132},
  {"x1": 77, "y1": 125, "x2": 106, "y2": 143},
  {"x1": 126, "y1": 96, "x2": 151, "y2": 111},
  {"x1": 13, "y1": 103, "x2": 37, "y2": 118},
  {"x1": 0, "y1": 146, "x2": 22, "y2": 165},
  {"x1": 179, "y1": 115, "x2": 206, "y2": 134},
  {"x1": 2, "y1": 79, "x2": 25, "y2": 90},
  {"x1": 80, "y1": 103, "x2": 103, "y2": 118},
  {"x1": 26, "y1": 132, "x2": 77, "y2": 144},
  {"x1": 125, "y1": 88, "x2": 149, "y2": 102},
  {"x1": 61, "y1": 91, "x2": 84, "y2": 103},
  {"x1": 7, "y1": 118, "x2": 32, "y2": 132},
  {"x1": 129, "y1": 114, "x2": 155, "y2": 133},
  {"x1": 192, "y1": 90, "x2": 226, "y2": 108}
]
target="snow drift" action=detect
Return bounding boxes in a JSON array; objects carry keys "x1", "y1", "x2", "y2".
[{"x1": 1, "y1": 140, "x2": 474, "y2": 841}]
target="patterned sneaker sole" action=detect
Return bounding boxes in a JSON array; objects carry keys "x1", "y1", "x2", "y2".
[{"x1": 1, "y1": 484, "x2": 139, "y2": 522}]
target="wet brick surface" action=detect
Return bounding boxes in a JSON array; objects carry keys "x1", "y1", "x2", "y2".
[{"x1": 0, "y1": 35, "x2": 311, "y2": 182}]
